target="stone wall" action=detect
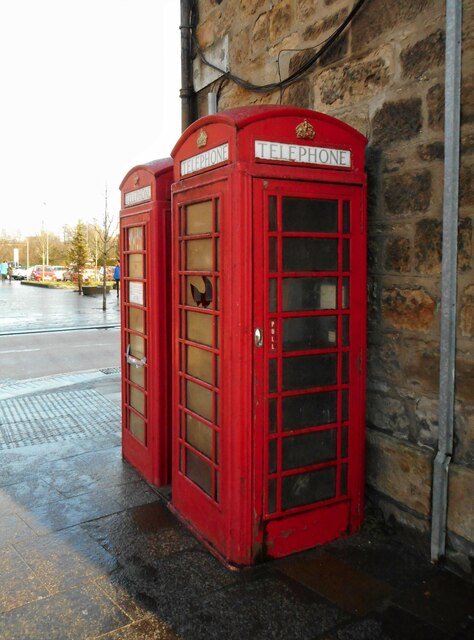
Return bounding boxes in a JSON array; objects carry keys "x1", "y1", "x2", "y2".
[{"x1": 192, "y1": 0, "x2": 474, "y2": 566}]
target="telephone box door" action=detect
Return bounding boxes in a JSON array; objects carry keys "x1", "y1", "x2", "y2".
[{"x1": 253, "y1": 179, "x2": 366, "y2": 558}]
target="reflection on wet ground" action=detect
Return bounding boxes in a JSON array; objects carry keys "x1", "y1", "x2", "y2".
[
  {"x1": 0, "y1": 281, "x2": 120, "y2": 333},
  {"x1": 0, "y1": 376, "x2": 473, "y2": 639}
]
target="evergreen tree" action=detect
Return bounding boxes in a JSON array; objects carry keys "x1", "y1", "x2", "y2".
[{"x1": 68, "y1": 222, "x2": 89, "y2": 294}]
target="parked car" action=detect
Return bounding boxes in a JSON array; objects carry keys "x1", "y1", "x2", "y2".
[
  {"x1": 63, "y1": 267, "x2": 96, "y2": 283},
  {"x1": 13, "y1": 266, "x2": 28, "y2": 280},
  {"x1": 51, "y1": 265, "x2": 67, "y2": 281},
  {"x1": 30, "y1": 265, "x2": 57, "y2": 281}
]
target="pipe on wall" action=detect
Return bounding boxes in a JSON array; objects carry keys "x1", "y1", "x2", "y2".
[
  {"x1": 431, "y1": 0, "x2": 463, "y2": 564},
  {"x1": 180, "y1": 0, "x2": 195, "y2": 131}
]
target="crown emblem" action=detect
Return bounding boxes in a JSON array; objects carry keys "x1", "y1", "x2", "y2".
[
  {"x1": 133, "y1": 175, "x2": 139, "y2": 185},
  {"x1": 197, "y1": 129, "x2": 208, "y2": 148},
  {"x1": 295, "y1": 119, "x2": 316, "y2": 140}
]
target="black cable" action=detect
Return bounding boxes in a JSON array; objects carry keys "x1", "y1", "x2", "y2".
[{"x1": 192, "y1": 0, "x2": 367, "y2": 94}]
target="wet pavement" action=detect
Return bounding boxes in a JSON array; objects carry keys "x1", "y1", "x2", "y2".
[
  {"x1": 0, "y1": 281, "x2": 120, "y2": 334},
  {"x1": 0, "y1": 371, "x2": 473, "y2": 639}
]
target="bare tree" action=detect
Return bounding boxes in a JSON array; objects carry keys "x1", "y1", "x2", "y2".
[{"x1": 96, "y1": 187, "x2": 118, "y2": 311}]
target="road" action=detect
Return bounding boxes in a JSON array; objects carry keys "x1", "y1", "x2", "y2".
[
  {"x1": 0, "y1": 328, "x2": 121, "y2": 380},
  {"x1": 0, "y1": 281, "x2": 121, "y2": 380}
]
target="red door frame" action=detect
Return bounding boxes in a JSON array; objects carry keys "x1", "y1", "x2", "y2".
[{"x1": 252, "y1": 178, "x2": 366, "y2": 559}]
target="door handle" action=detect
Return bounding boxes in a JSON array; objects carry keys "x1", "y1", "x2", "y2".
[
  {"x1": 125, "y1": 344, "x2": 147, "y2": 368},
  {"x1": 254, "y1": 328, "x2": 263, "y2": 347}
]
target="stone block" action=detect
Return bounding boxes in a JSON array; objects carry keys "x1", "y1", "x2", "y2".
[
  {"x1": 401, "y1": 29, "x2": 445, "y2": 80},
  {"x1": 385, "y1": 236, "x2": 412, "y2": 273},
  {"x1": 461, "y1": 74, "x2": 474, "y2": 125},
  {"x1": 402, "y1": 343, "x2": 440, "y2": 396},
  {"x1": 319, "y1": 58, "x2": 390, "y2": 107},
  {"x1": 382, "y1": 287, "x2": 436, "y2": 332},
  {"x1": 251, "y1": 10, "x2": 270, "y2": 57},
  {"x1": 418, "y1": 142, "x2": 444, "y2": 161},
  {"x1": 318, "y1": 34, "x2": 349, "y2": 68},
  {"x1": 460, "y1": 164, "x2": 474, "y2": 206},
  {"x1": 415, "y1": 396, "x2": 439, "y2": 448},
  {"x1": 351, "y1": 0, "x2": 433, "y2": 51},
  {"x1": 448, "y1": 464, "x2": 474, "y2": 545},
  {"x1": 384, "y1": 170, "x2": 431, "y2": 215},
  {"x1": 427, "y1": 84, "x2": 444, "y2": 130},
  {"x1": 372, "y1": 99, "x2": 422, "y2": 146},
  {"x1": 269, "y1": 0, "x2": 293, "y2": 43},
  {"x1": 365, "y1": 429, "x2": 432, "y2": 517},
  {"x1": 455, "y1": 356, "x2": 474, "y2": 403},
  {"x1": 460, "y1": 284, "x2": 474, "y2": 337},
  {"x1": 303, "y1": 8, "x2": 348, "y2": 42},
  {"x1": 459, "y1": 218, "x2": 473, "y2": 272},
  {"x1": 367, "y1": 331, "x2": 403, "y2": 383},
  {"x1": 461, "y1": 132, "x2": 474, "y2": 156},
  {"x1": 283, "y1": 78, "x2": 312, "y2": 109},
  {"x1": 415, "y1": 218, "x2": 442, "y2": 274},
  {"x1": 454, "y1": 411, "x2": 474, "y2": 466},
  {"x1": 367, "y1": 392, "x2": 410, "y2": 438}
]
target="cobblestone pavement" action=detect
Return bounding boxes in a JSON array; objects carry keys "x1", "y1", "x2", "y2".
[{"x1": 0, "y1": 371, "x2": 473, "y2": 639}]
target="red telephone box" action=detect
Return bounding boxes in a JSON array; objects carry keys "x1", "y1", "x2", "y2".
[
  {"x1": 119, "y1": 158, "x2": 173, "y2": 486},
  {"x1": 171, "y1": 106, "x2": 367, "y2": 565}
]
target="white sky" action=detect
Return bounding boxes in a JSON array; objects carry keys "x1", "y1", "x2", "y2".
[{"x1": 0, "y1": 0, "x2": 181, "y2": 240}]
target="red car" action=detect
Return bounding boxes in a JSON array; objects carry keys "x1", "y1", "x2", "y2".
[{"x1": 30, "y1": 265, "x2": 57, "y2": 281}]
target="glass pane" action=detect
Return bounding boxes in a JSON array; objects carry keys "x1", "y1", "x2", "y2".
[
  {"x1": 283, "y1": 316, "x2": 337, "y2": 351},
  {"x1": 342, "y1": 277, "x2": 350, "y2": 309},
  {"x1": 128, "y1": 226, "x2": 143, "y2": 251},
  {"x1": 269, "y1": 358, "x2": 277, "y2": 393},
  {"x1": 268, "y1": 196, "x2": 277, "y2": 231},
  {"x1": 215, "y1": 199, "x2": 220, "y2": 233},
  {"x1": 269, "y1": 439, "x2": 277, "y2": 474},
  {"x1": 269, "y1": 237, "x2": 277, "y2": 272},
  {"x1": 129, "y1": 307, "x2": 145, "y2": 333},
  {"x1": 340, "y1": 463, "x2": 348, "y2": 495},
  {"x1": 282, "y1": 198, "x2": 338, "y2": 233},
  {"x1": 282, "y1": 353, "x2": 337, "y2": 391},
  {"x1": 186, "y1": 413, "x2": 213, "y2": 458},
  {"x1": 186, "y1": 345, "x2": 213, "y2": 385},
  {"x1": 283, "y1": 278, "x2": 338, "y2": 311},
  {"x1": 269, "y1": 279, "x2": 277, "y2": 313},
  {"x1": 269, "y1": 398, "x2": 277, "y2": 434},
  {"x1": 342, "y1": 316, "x2": 349, "y2": 346},
  {"x1": 268, "y1": 479, "x2": 276, "y2": 514},
  {"x1": 186, "y1": 239, "x2": 213, "y2": 271},
  {"x1": 186, "y1": 379, "x2": 213, "y2": 422},
  {"x1": 186, "y1": 311, "x2": 213, "y2": 347},
  {"x1": 343, "y1": 239, "x2": 350, "y2": 271},
  {"x1": 128, "y1": 253, "x2": 143, "y2": 279},
  {"x1": 342, "y1": 389, "x2": 349, "y2": 422},
  {"x1": 129, "y1": 281, "x2": 144, "y2": 306},
  {"x1": 341, "y1": 426, "x2": 348, "y2": 458},
  {"x1": 282, "y1": 429, "x2": 337, "y2": 470},
  {"x1": 186, "y1": 448, "x2": 212, "y2": 496},
  {"x1": 283, "y1": 238, "x2": 338, "y2": 272},
  {"x1": 282, "y1": 390, "x2": 337, "y2": 431},
  {"x1": 282, "y1": 466, "x2": 337, "y2": 510},
  {"x1": 186, "y1": 276, "x2": 214, "y2": 309},
  {"x1": 129, "y1": 334, "x2": 145, "y2": 360},
  {"x1": 129, "y1": 411, "x2": 146, "y2": 444},
  {"x1": 343, "y1": 201, "x2": 350, "y2": 233},
  {"x1": 186, "y1": 201, "x2": 213, "y2": 235},
  {"x1": 342, "y1": 352, "x2": 349, "y2": 384},
  {"x1": 214, "y1": 470, "x2": 219, "y2": 502},
  {"x1": 130, "y1": 387, "x2": 145, "y2": 416},
  {"x1": 129, "y1": 364, "x2": 145, "y2": 388}
]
